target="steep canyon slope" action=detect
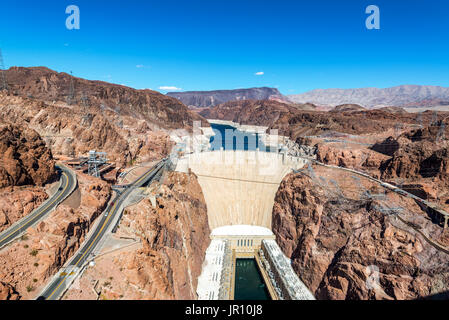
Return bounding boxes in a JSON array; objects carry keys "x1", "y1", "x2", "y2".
[
  {"x1": 273, "y1": 167, "x2": 449, "y2": 300},
  {"x1": 0, "y1": 121, "x2": 57, "y2": 233},
  {"x1": 63, "y1": 171, "x2": 210, "y2": 300},
  {"x1": 0, "y1": 173, "x2": 110, "y2": 300}
]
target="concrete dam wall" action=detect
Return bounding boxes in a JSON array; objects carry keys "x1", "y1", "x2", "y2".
[{"x1": 176, "y1": 150, "x2": 308, "y2": 230}]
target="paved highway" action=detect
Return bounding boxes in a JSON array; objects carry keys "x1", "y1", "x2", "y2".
[
  {"x1": 0, "y1": 164, "x2": 77, "y2": 249},
  {"x1": 38, "y1": 160, "x2": 166, "y2": 300}
]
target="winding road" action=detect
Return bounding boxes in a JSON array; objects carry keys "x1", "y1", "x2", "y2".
[
  {"x1": 0, "y1": 164, "x2": 77, "y2": 249},
  {"x1": 38, "y1": 160, "x2": 167, "y2": 300}
]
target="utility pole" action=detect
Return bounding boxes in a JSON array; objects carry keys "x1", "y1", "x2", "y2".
[{"x1": 0, "y1": 48, "x2": 8, "y2": 91}]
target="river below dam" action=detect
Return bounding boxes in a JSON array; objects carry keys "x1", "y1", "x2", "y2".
[{"x1": 234, "y1": 259, "x2": 270, "y2": 300}]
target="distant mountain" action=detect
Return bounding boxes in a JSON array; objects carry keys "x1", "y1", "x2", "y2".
[
  {"x1": 167, "y1": 87, "x2": 290, "y2": 108},
  {"x1": 199, "y1": 100, "x2": 304, "y2": 127},
  {"x1": 288, "y1": 85, "x2": 449, "y2": 108}
]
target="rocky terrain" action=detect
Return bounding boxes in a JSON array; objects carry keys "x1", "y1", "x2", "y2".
[
  {"x1": 273, "y1": 165, "x2": 449, "y2": 300},
  {"x1": 168, "y1": 87, "x2": 289, "y2": 108},
  {"x1": 0, "y1": 173, "x2": 110, "y2": 300},
  {"x1": 199, "y1": 98, "x2": 447, "y2": 140},
  {"x1": 288, "y1": 85, "x2": 449, "y2": 108},
  {"x1": 200, "y1": 99, "x2": 304, "y2": 127},
  {"x1": 63, "y1": 171, "x2": 210, "y2": 300},
  {"x1": 0, "y1": 187, "x2": 49, "y2": 233},
  {"x1": 0, "y1": 93, "x2": 175, "y2": 165},
  {"x1": 0, "y1": 67, "x2": 210, "y2": 166},
  {"x1": 0, "y1": 121, "x2": 56, "y2": 188},
  {"x1": 373, "y1": 117, "x2": 449, "y2": 206},
  {"x1": 0, "y1": 121, "x2": 58, "y2": 233},
  {"x1": 4, "y1": 67, "x2": 207, "y2": 130}
]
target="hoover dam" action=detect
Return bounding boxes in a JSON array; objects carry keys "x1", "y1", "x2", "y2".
[{"x1": 175, "y1": 123, "x2": 315, "y2": 300}]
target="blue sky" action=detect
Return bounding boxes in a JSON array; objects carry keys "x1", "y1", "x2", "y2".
[{"x1": 0, "y1": 0, "x2": 448, "y2": 94}]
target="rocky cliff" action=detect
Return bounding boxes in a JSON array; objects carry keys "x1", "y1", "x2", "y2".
[
  {"x1": 0, "y1": 174, "x2": 110, "y2": 300},
  {"x1": 0, "y1": 122, "x2": 56, "y2": 188},
  {"x1": 0, "y1": 93, "x2": 174, "y2": 165},
  {"x1": 63, "y1": 171, "x2": 210, "y2": 300},
  {"x1": 199, "y1": 98, "x2": 443, "y2": 141},
  {"x1": 200, "y1": 99, "x2": 302, "y2": 127},
  {"x1": 4, "y1": 67, "x2": 207, "y2": 130},
  {"x1": 168, "y1": 87, "x2": 288, "y2": 108},
  {"x1": 0, "y1": 187, "x2": 49, "y2": 233},
  {"x1": 272, "y1": 167, "x2": 449, "y2": 300}
]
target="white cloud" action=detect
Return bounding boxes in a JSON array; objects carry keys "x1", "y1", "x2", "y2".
[
  {"x1": 136, "y1": 64, "x2": 145, "y2": 68},
  {"x1": 255, "y1": 71, "x2": 264, "y2": 76},
  {"x1": 159, "y1": 86, "x2": 182, "y2": 91}
]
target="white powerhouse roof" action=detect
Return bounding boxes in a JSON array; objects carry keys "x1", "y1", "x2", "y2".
[{"x1": 211, "y1": 225, "x2": 273, "y2": 236}]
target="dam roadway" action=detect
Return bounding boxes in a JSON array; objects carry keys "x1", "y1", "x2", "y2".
[
  {"x1": 38, "y1": 160, "x2": 166, "y2": 300},
  {"x1": 0, "y1": 164, "x2": 77, "y2": 249}
]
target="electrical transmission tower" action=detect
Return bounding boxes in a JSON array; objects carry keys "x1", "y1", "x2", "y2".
[
  {"x1": 88, "y1": 150, "x2": 108, "y2": 177},
  {"x1": 80, "y1": 91, "x2": 92, "y2": 125},
  {"x1": 67, "y1": 71, "x2": 75, "y2": 105},
  {"x1": 0, "y1": 48, "x2": 8, "y2": 91}
]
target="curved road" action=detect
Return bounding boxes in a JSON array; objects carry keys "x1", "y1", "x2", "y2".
[
  {"x1": 39, "y1": 160, "x2": 166, "y2": 300},
  {"x1": 0, "y1": 164, "x2": 77, "y2": 249}
]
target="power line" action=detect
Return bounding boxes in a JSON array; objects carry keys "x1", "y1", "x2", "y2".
[
  {"x1": 67, "y1": 71, "x2": 75, "y2": 105},
  {"x1": 0, "y1": 48, "x2": 8, "y2": 91}
]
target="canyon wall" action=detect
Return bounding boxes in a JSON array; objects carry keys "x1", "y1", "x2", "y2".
[
  {"x1": 0, "y1": 121, "x2": 56, "y2": 188},
  {"x1": 63, "y1": 171, "x2": 210, "y2": 300},
  {"x1": 4, "y1": 67, "x2": 207, "y2": 130},
  {"x1": 272, "y1": 168, "x2": 449, "y2": 300},
  {"x1": 0, "y1": 121, "x2": 57, "y2": 233},
  {"x1": 0, "y1": 174, "x2": 110, "y2": 300},
  {"x1": 168, "y1": 87, "x2": 287, "y2": 108}
]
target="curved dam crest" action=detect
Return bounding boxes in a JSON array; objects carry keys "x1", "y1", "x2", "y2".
[{"x1": 176, "y1": 150, "x2": 308, "y2": 230}]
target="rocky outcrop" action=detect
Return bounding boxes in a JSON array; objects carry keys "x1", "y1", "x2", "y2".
[
  {"x1": 168, "y1": 87, "x2": 288, "y2": 108},
  {"x1": 63, "y1": 171, "x2": 210, "y2": 300},
  {"x1": 272, "y1": 169, "x2": 449, "y2": 300},
  {"x1": 0, "y1": 187, "x2": 49, "y2": 233},
  {"x1": 376, "y1": 118, "x2": 449, "y2": 182},
  {"x1": 0, "y1": 93, "x2": 174, "y2": 165},
  {"x1": 330, "y1": 104, "x2": 366, "y2": 113},
  {"x1": 0, "y1": 174, "x2": 110, "y2": 300},
  {"x1": 200, "y1": 99, "x2": 312, "y2": 130},
  {"x1": 0, "y1": 122, "x2": 56, "y2": 188},
  {"x1": 315, "y1": 144, "x2": 388, "y2": 177},
  {"x1": 0, "y1": 281, "x2": 20, "y2": 300}
]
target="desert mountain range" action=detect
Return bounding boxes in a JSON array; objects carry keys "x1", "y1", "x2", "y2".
[
  {"x1": 167, "y1": 87, "x2": 287, "y2": 108},
  {"x1": 167, "y1": 85, "x2": 449, "y2": 109},
  {"x1": 288, "y1": 85, "x2": 449, "y2": 108}
]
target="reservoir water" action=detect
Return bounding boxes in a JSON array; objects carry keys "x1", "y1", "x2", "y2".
[
  {"x1": 210, "y1": 124, "x2": 275, "y2": 152},
  {"x1": 234, "y1": 259, "x2": 270, "y2": 300}
]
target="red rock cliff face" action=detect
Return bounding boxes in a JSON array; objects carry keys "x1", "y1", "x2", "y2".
[
  {"x1": 0, "y1": 94, "x2": 173, "y2": 165},
  {"x1": 63, "y1": 171, "x2": 211, "y2": 300},
  {"x1": 117, "y1": 171, "x2": 210, "y2": 299},
  {"x1": 0, "y1": 122, "x2": 56, "y2": 188},
  {"x1": 0, "y1": 174, "x2": 110, "y2": 300},
  {"x1": 272, "y1": 170, "x2": 449, "y2": 300},
  {"x1": 5, "y1": 67, "x2": 207, "y2": 130},
  {"x1": 0, "y1": 186, "x2": 49, "y2": 233}
]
